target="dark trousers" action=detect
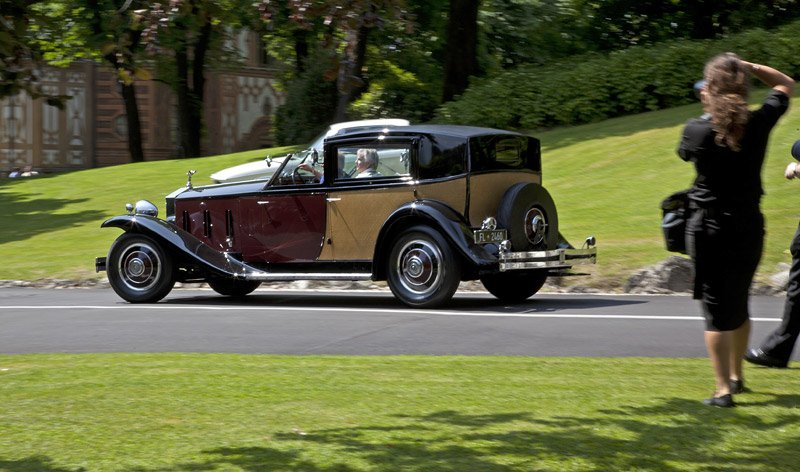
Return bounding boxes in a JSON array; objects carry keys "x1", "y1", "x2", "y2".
[{"x1": 760, "y1": 223, "x2": 800, "y2": 361}]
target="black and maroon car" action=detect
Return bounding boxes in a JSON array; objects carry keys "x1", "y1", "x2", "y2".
[{"x1": 96, "y1": 125, "x2": 596, "y2": 308}]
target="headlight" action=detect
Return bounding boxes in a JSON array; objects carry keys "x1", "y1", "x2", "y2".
[{"x1": 133, "y1": 200, "x2": 158, "y2": 217}]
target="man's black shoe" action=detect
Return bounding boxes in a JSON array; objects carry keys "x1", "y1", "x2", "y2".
[
  {"x1": 744, "y1": 348, "x2": 789, "y2": 368},
  {"x1": 703, "y1": 394, "x2": 735, "y2": 408}
]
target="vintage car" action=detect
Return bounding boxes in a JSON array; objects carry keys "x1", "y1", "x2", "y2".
[
  {"x1": 96, "y1": 125, "x2": 597, "y2": 308},
  {"x1": 209, "y1": 118, "x2": 410, "y2": 183}
]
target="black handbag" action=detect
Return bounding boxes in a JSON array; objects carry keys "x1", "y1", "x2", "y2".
[{"x1": 660, "y1": 189, "x2": 691, "y2": 254}]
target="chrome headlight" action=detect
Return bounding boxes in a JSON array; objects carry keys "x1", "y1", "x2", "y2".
[{"x1": 132, "y1": 200, "x2": 158, "y2": 217}]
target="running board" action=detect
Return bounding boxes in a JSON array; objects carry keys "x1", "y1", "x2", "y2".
[{"x1": 242, "y1": 272, "x2": 373, "y2": 282}]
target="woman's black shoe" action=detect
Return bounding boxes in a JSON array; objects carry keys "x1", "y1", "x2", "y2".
[
  {"x1": 744, "y1": 348, "x2": 789, "y2": 368},
  {"x1": 729, "y1": 379, "x2": 748, "y2": 394},
  {"x1": 703, "y1": 394, "x2": 735, "y2": 408}
]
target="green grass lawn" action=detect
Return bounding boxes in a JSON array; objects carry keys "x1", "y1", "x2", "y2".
[
  {"x1": 1, "y1": 354, "x2": 799, "y2": 471},
  {"x1": 0, "y1": 91, "x2": 798, "y2": 287}
]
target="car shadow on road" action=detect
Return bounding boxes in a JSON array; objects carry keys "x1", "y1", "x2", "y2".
[{"x1": 161, "y1": 290, "x2": 647, "y2": 313}]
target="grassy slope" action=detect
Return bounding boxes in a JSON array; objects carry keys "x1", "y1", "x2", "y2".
[
  {"x1": 1, "y1": 94, "x2": 798, "y2": 287},
  {"x1": 542, "y1": 92, "x2": 800, "y2": 288},
  {"x1": 1, "y1": 354, "x2": 799, "y2": 471}
]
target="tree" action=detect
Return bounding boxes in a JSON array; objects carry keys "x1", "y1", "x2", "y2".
[
  {"x1": 260, "y1": 0, "x2": 407, "y2": 126},
  {"x1": 441, "y1": 0, "x2": 480, "y2": 102},
  {"x1": 0, "y1": 0, "x2": 67, "y2": 106},
  {"x1": 83, "y1": 0, "x2": 147, "y2": 162}
]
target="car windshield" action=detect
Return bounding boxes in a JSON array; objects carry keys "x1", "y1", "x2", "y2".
[{"x1": 268, "y1": 148, "x2": 320, "y2": 186}]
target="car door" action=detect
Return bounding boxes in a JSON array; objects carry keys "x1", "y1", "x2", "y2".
[
  {"x1": 237, "y1": 153, "x2": 327, "y2": 263},
  {"x1": 324, "y1": 140, "x2": 417, "y2": 261}
]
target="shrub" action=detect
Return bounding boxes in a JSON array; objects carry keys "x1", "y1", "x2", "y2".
[{"x1": 436, "y1": 20, "x2": 800, "y2": 130}]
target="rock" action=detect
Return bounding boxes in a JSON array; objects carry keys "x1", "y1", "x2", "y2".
[{"x1": 625, "y1": 256, "x2": 693, "y2": 294}]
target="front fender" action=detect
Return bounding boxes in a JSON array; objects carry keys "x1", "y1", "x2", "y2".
[
  {"x1": 373, "y1": 200, "x2": 497, "y2": 279},
  {"x1": 101, "y1": 214, "x2": 260, "y2": 279}
]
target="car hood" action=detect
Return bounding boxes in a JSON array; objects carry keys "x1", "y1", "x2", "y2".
[{"x1": 209, "y1": 156, "x2": 286, "y2": 183}]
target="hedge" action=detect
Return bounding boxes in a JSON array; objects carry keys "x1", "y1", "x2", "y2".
[{"x1": 435, "y1": 20, "x2": 800, "y2": 130}]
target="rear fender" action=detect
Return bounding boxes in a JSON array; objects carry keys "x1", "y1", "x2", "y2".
[
  {"x1": 373, "y1": 200, "x2": 496, "y2": 279},
  {"x1": 101, "y1": 215, "x2": 255, "y2": 278}
]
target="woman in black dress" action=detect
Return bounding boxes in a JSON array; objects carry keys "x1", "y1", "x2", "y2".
[{"x1": 679, "y1": 53, "x2": 794, "y2": 407}]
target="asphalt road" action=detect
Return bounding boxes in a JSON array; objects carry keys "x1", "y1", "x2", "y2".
[{"x1": 0, "y1": 287, "x2": 793, "y2": 359}]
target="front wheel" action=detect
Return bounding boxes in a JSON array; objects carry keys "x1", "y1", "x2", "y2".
[
  {"x1": 208, "y1": 278, "x2": 261, "y2": 298},
  {"x1": 387, "y1": 226, "x2": 461, "y2": 308},
  {"x1": 107, "y1": 233, "x2": 175, "y2": 303},
  {"x1": 480, "y1": 270, "x2": 548, "y2": 303}
]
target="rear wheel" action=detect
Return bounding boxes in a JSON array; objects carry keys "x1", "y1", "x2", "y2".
[
  {"x1": 480, "y1": 270, "x2": 548, "y2": 302},
  {"x1": 387, "y1": 226, "x2": 461, "y2": 308},
  {"x1": 107, "y1": 233, "x2": 175, "y2": 303},
  {"x1": 208, "y1": 278, "x2": 261, "y2": 298}
]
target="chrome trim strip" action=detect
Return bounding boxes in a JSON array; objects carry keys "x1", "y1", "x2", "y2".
[
  {"x1": 499, "y1": 248, "x2": 597, "y2": 272},
  {"x1": 240, "y1": 272, "x2": 374, "y2": 281}
]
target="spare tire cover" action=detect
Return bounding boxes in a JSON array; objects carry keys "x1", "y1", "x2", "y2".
[{"x1": 496, "y1": 183, "x2": 559, "y2": 251}]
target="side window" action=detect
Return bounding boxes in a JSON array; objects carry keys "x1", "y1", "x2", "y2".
[
  {"x1": 333, "y1": 145, "x2": 413, "y2": 180},
  {"x1": 470, "y1": 136, "x2": 541, "y2": 172},
  {"x1": 495, "y1": 139, "x2": 524, "y2": 167},
  {"x1": 417, "y1": 135, "x2": 466, "y2": 180}
]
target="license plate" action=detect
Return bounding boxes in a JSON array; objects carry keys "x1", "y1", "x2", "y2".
[{"x1": 473, "y1": 229, "x2": 506, "y2": 244}]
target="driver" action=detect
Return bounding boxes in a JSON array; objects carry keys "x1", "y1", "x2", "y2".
[{"x1": 298, "y1": 152, "x2": 345, "y2": 183}]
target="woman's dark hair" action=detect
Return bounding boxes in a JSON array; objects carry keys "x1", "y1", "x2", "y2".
[{"x1": 703, "y1": 52, "x2": 750, "y2": 152}]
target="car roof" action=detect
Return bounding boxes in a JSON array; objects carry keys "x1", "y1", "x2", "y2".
[
  {"x1": 327, "y1": 119, "x2": 410, "y2": 135},
  {"x1": 326, "y1": 124, "x2": 524, "y2": 143}
]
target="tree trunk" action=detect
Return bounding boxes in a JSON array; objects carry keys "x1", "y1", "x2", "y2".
[
  {"x1": 175, "y1": 42, "x2": 193, "y2": 158},
  {"x1": 174, "y1": 14, "x2": 211, "y2": 158},
  {"x1": 441, "y1": 0, "x2": 480, "y2": 103},
  {"x1": 333, "y1": 18, "x2": 370, "y2": 122},
  {"x1": 293, "y1": 29, "x2": 309, "y2": 74},
  {"x1": 120, "y1": 82, "x2": 144, "y2": 162},
  {"x1": 88, "y1": 0, "x2": 145, "y2": 163}
]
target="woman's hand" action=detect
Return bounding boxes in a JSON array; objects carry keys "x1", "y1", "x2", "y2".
[{"x1": 785, "y1": 161, "x2": 799, "y2": 180}]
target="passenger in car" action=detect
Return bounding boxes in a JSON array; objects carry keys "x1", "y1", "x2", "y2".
[{"x1": 355, "y1": 148, "x2": 382, "y2": 178}]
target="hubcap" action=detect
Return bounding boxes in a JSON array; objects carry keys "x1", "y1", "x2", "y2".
[
  {"x1": 118, "y1": 242, "x2": 161, "y2": 291},
  {"x1": 396, "y1": 239, "x2": 442, "y2": 295},
  {"x1": 524, "y1": 207, "x2": 547, "y2": 246}
]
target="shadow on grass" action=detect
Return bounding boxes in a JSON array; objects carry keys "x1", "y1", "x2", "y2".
[
  {"x1": 0, "y1": 189, "x2": 105, "y2": 245},
  {"x1": 0, "y1": 455, "x2": 86, "y2": 471},
  {"x1": 124, "y1": 394, "x2": 800, "y2": 471}
]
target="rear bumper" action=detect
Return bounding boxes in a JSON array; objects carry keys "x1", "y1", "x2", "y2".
[{"x1": 499, "y1": 247, "x2": 597, "y2": 272}]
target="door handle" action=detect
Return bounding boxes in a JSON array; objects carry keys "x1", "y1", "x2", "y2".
[
  {"x1": 257, "y1": 201, "x2": 270, "y2": 205},
  {"x1": 326, "y1": 197, "x2": 341, "y2": 202}
]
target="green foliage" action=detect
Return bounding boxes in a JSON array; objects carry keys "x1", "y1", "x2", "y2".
[
  {"x1": 348, "y1": 57, "x2": 439, "y2": 122},
  {"x1": 274, "y1": 50, "x2": 339, "y2": 145},
  {"x1": 436, "y1": 20, "x2": 800, "y2": 130}
]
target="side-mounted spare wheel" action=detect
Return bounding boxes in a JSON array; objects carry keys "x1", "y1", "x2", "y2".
[
  {"x1": 387, "y1": 225, "x2": 461, "y2": 308},
  {"x1": 496, "y1": 182, "x2": 559, "y2": 251},
  {"x1": 107, "y1": 233, "x2": 175, "y2": 303},
  {"x1": 208, "y1": 278, "x2": 262, "y2": 298},
  {"x1": 482, "y1": 183, "x2": 557, "y2": 302}
]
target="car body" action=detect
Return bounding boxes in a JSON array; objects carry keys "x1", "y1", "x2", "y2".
[
  {"x1": 209, "y1": 118, "x2": 411, "y2": 183},
  {"x1": 96, "y1": 125, "x2": 597, "y2": 308}
]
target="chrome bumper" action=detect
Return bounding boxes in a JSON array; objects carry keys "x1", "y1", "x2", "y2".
[{"x1": 499, "y1": 247, "x2": 597, "y2": 272}]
